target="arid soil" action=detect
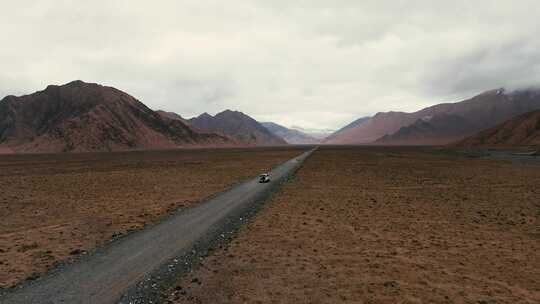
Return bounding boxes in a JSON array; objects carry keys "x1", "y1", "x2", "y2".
[
  {"x1": 171, "y1": 146, "x2": 540, "y2": 303},
  {"x1": 0, "y1": 147, "x2": 304, "y2": 288}
]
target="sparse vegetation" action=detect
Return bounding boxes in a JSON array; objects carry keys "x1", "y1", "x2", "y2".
[
  {"x1": 170, "y1": 146, "x2": 540, "y2": 303},
  {"x1": 0, "y1": 147, "x2": 304, "y2": 288}
]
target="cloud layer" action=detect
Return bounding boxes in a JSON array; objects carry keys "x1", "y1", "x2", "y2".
[{"x1": 1, "y1": 0, "x2": 540, "y2": 129}]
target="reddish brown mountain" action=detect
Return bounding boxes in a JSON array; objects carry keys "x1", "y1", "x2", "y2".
[
  {"x1": 455, "y1": 110, "x2": 540, "y2": 147},
  {"x1": 0, "y1": 80, "x2": 233, "y2": 153},
  {"x1": 374, "y1": 113, "x2": 476, "y2": 145},
  {"x1": 325, "y1": 88, "x2": 540, "y2": 145},
  {"x1": 189, "y1": 110, "x2": 287, "y2": 146},
  {"x1": 324, "y1": 113, "x2": 403, "y2": 144},
  {"x1": 156, "y1": 110, "x2": 189, "y2": 124}
]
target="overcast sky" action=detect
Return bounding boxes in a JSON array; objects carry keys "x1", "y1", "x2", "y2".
[{"x1": 1, "y1": 1, "x2": 540, "y2": 129}]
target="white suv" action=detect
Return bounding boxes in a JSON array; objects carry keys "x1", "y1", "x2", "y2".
[{"x1": 259, "y1": 173, "x2": 270, "y2": 183}]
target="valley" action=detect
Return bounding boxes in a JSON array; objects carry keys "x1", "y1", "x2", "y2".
[
  {"x1": 0, "y1": 146, "x2": 305, "y2": 288},
  {"x1": 168, "y1": 146, "x2": 540, "y2": 303},
  {"x1": 2, "y1": 3, "x2": 540, "y2": 303}
]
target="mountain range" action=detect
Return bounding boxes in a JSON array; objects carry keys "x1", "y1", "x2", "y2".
[
  {"x1": 325, "y1": 88, "x2": 540, "y2": 145},
  {"x1": 189, "y1": 111, "x2": 287, "y2": 146},
  {"x1": 0, "y1": 81, "x2": 233, "y2": 153},
  {"x1": 3, "y1": 80, "x2": 540, "y2": 153},
  {"x1": 288, "y1": 126, "x2": 335, "y2": 140},
  {"x1": 260, "y1": 122, "x2": 319, "y2": 144}
]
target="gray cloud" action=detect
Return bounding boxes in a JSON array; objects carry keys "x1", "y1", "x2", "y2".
[{"x1": 1, "y1": 0, "x2": 539, "y2": 129}]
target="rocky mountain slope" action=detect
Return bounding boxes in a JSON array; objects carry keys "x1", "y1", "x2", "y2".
[
  {"x1": 156, "y1": 110, "x2": 189, "y2": 124},
  {"x1": 324, "y1": 111, "x2": 417, "y2": 144},
  {"x1": 455, "y1": 110, "x2": 540, "y2": 147},
  {"x1": 0, "y1": 81, "x2": 232, "y2": 153},
  {"x1": 323, "y1": 116, "x2": 370, "y2": 143},
  {"x1": 190, "y1": 110, "x2": 287, "y2": 146},
  {"x1": 325, "y1": 88, "x2": 540, "y2": 145},
  {"x1": 375, "y1": 113, "x2": 475, "y2": 145},
  {"x1": 261, "y1": 122, "x2": 319, "y2": 144}
]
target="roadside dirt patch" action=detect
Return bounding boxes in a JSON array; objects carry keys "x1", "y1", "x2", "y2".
[
  {"x1": 0, "y1": 147, "x2": 304, "y2": 288},
  {"x1": 171, "y1": 146, "x2": 540, "y2": 303}
]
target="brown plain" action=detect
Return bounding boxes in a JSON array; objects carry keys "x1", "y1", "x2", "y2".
[
  {"x1": 171, "y1": 146, "x2": 540, "y2": 304},
  {"x1": 0, "y1": 147, "x2": 304, "y2": 288}
]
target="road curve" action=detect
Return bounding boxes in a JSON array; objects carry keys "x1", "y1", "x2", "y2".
[{"x1": 1, "y1": 148, "x2": 316, "y2": 304}]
